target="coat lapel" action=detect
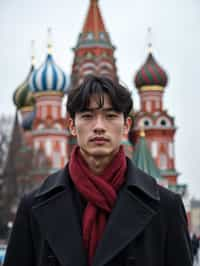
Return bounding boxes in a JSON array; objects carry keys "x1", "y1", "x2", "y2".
[
  {"x1": 92, "y1": 159, "x2": 160, "y2": 266},
  {"x1": 32, "y1": 167, "x2": 87, "y2": 266}
]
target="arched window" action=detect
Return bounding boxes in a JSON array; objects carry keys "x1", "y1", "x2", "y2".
[
  {"x1": 99, "y1": 32, "x2": 106, "y2": 40},
  {"x1": 87, "y1": 32, "x2": 93, "y2": 40},
  {"x1": 54, "y1": 123, "x2": 62, "y2": 130},
  {"x1": 41, "y1": 106, "x2": 47, "y2": 119},
  {"x1": 159, "y1": 153, "x2": 167, "y2": 169},
  {"x1": 53, "y1": 152, "x2": 61, "y2": 169},
  {"x1": 156, "y1": 117, "x2": 171, "y2": 128},
  {"x1": 52, "y1": 106, "x2": 58, "y2": 119},
  {"x1": 37, "y1": 123, "x2": 45, "y2": 130},
  {"x1": 61, "y1": 140, "x2": 66, "y2": 157},
  {"x1": 168, "y1": 142, "x2": 174, "y2": 158},
  {"x1": 155, "y1": 100, "x2": 160, "y2": 109},
  {"x1": 146, "y1": 101, "x2": 151, "y2": 112},
  {"x1": 34, "y1": 140, "x2": 40, "y2": 151},
  {"x1": 138, "y1": 117, "x2": 153, "y2": 128},
  {"x1": 151, "y1": 141, "x2": 157, "y2": 157},
  {"x1": 45, "y1": 139, "x2": 52, "y2": 156}
]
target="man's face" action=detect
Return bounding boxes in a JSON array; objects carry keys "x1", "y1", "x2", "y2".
[{"x1": 69, "y1": 93, "x2": 131, "y2": 158}]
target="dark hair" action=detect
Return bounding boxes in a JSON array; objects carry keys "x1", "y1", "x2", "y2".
[{"x1": 67, "y1": 75, "x2": 133, "y2": 119}]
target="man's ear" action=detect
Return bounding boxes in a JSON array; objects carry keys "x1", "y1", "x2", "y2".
[
  {"x1": 124, "y1": 116, "x2": 132, "y2": 135},
  {"x1": 68, "y1": 118, "x2": 77, "y2": 136}
]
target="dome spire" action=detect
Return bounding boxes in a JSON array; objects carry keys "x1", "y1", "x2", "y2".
[
  {"x1": 31, "y1": 40, "x2": 36, "y2": 66},
  {"x1": 29, "y1": 28, "x2": 67, "y2": 94},
  {"x1": 47, "y1": 27, "x2": 53, "y2": 55},
  {"x1": 147, "y1": 27, "x2": 153, "y2": 54}
]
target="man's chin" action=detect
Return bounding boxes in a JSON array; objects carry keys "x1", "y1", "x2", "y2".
[{"x1": 87, "y1": 147, "x2": 112, "y2": 157}]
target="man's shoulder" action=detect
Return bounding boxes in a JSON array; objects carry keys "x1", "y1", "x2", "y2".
[
  {"x1": 156, "y1": 183, "x2": 184, "y2": 220},
  {"x1": 18, "y1": 168, "x2": 67, "y2": 209},
  {"x1": 129, "y1": 162, "x2": 182, "y2": 209}
]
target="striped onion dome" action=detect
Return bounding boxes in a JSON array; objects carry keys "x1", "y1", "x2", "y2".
[
  {"x1": 21, "y1": 109, "x2": 36, "y2": 130},
  {"x1": 29, "y1": 53, "x2": 67, "y2": 93},
  {"x1": 13, "y1": 65, "x2": 35, "y2": 109},
  {"x1": 135, "y1": 53, "x2": 168, "y2": 89}
]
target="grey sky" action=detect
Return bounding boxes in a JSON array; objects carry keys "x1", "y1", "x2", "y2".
[{"x1": 0, "y1": 0, "x2": 200, "y2": 198}]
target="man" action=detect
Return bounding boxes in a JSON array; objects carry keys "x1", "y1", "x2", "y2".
[
  {"x1": 4, "y1": 76, "x2": 192, "y2": 266},
  {"x1": 192, "y1": 233, "x2": 199, "y2": 263}
]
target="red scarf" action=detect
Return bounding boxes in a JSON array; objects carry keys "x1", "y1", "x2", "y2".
[{"x1": 69, "y1": 145, "x2": 127, "y2": 266}]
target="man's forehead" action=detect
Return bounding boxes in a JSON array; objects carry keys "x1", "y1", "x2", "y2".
[{"x1": 87, "y1": 93, "x2": 112, "y2": 108}]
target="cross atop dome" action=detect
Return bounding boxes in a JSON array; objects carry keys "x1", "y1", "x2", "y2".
[
  {"x1": 47, "y1": 27, "x2": 53, "y2": 55},
  {"x1": 147, "y1": 27, "x2": 153, "y2": 54},
  {"x1": 31, "y1": 40, "x2": 36, "y2": 66}
]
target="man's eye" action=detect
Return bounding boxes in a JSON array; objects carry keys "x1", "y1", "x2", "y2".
[
  {"x1": 107, "y1": 113, "x2": 117, "y2": 118},
  {"x1": 82, "y1": 114, "x2": 93, "y2": 118}
]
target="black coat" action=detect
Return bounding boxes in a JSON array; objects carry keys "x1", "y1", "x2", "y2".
[{"x1": 4, "y1": 159, "x2": 193, "y2": 266}]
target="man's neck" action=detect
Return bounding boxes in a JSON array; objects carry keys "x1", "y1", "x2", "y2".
[{"x1": 80, "y1": 149, "x2": 118, "y2": 175}]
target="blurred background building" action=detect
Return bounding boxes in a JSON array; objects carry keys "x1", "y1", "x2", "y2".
[{"x1": 190, "y1": 199, "x2": 200, "y2": 236}]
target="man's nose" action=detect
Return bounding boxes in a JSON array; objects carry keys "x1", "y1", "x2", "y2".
[{"x1": 93, "y1": 116, "x2": 106, "y2": 133}]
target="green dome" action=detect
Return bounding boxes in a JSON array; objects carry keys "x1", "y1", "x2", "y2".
[
  {"x1": 133, "y1": 132, "x2": 163, "y2": 180},
  {"x1": 13, "y1": 65, "x2": 35, "y2": 109}
]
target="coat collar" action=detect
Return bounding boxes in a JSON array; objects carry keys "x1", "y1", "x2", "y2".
[
  {"x1": 34, "y1": 166, "x2": 69, "y2": 198},
  {"x1": 125, "y1": 158, "x2": 160, "y2": 201},
  {"x1": 34, "y1": 158, "x2": 160, "y2": 202}
]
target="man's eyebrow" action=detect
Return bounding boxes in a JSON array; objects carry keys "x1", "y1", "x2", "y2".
[{"x1": 82, "y1": 107, "x2": 116, "y2": 112}]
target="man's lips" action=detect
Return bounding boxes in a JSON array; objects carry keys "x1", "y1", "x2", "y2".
[{"x1": 90, "y1": 137, "x2": 109, "y2": 142}]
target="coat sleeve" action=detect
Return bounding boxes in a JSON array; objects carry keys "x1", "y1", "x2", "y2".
[
  {"x1": 3, "y1": 194, "x2": 35, "y2": 266},
  {"x1": 165, "y1": 194, "x2": 193, "y2": 266}
]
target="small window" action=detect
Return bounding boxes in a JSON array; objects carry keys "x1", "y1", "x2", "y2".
[
  {"x1": 53, "y1": 152, "x2": 61, "y2": 169},
  {"x1": 156, "y1": 117, "x2": 171, "y2": 128},
  {"x1": 54, "y1": 123, "x2": 62, "y2": 130},
  {"x1": 146, "y1": 101, "x2": 151, "y2": 112},
  {"x1": 37, "y1": 124, "x2": 45, "y2": 130},
  {"x1": 159, "y1": 153, "x2": 167, "y2": 170},
  {"x1": 138, "y1": 117, "x2": 152, "y2": 128},
  {"x1": 87, "y1": 32, "x2": 93, "y2": 40},
  {"x1": 52, "y1": 106, "x2": 58, "y2": 119},
  {"x1": 99, "y1": 32, "x2": 106, "y2": 40},
  {"x1": 151, "y1": 141, "x2": 157, "y2": 157},
  {"x1": 160, "y1": 119, "x2": 167, "y2": 126},
  {"x1": 144, "y1": 120, "x2": 150, "y2": 126}
]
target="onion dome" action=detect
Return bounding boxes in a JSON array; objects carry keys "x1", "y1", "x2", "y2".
[
  {"x1": 21, "y1": 109, "x2": 36, "y2": 130},
  {"x1": 29, "y1": 29, "x2": 67, "y2": 94},
  {"x1": 135, "y1": 52, "x2": 168, "y2": 89},
  {"x1": 13, "y1": 64, "x2": 35, "y2": 109}
]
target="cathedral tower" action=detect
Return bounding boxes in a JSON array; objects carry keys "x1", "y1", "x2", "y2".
[
  {"x1": 133, "y1": 33, "x2": 178, "y2": 185},
  {"x1": 29, "y1": 29, "x2": 68, "y2": 181},
  {"x1": 70, "y1": 0, "x2": 118, "y2": 88}
]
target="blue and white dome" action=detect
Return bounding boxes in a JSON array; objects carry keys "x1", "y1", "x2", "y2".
[{"x1": 29, "y1": 54, "x2": 67, "y2": 93}]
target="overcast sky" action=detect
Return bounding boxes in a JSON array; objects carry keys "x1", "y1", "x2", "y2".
[{"x1": 0, "y1": 0, "x2": 200, "y2": 198}]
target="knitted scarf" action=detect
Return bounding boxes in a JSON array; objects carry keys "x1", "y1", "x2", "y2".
[{"x1": 69, "y1": 145, "x2": 127, "y2": 266}]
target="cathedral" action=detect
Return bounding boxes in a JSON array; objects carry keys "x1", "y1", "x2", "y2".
[{"x1": 1, "y1": 0, "x2": 190, "y2": 232}]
